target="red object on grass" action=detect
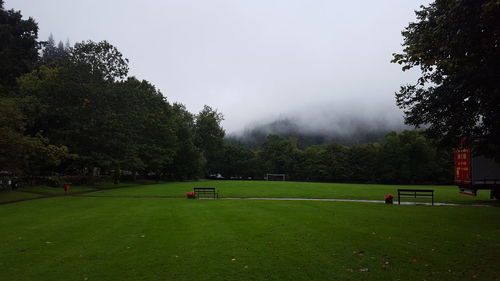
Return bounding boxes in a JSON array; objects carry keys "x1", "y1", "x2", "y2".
[
  {"x1": 64, "y1": 185, "x2": 70, "y2": 192},
  {"x1": 384, "y1": 194, "x2": 394, "y2": 200},
  {"x1": 186, "y1": 191, "x2": 196, "y2": 199}
]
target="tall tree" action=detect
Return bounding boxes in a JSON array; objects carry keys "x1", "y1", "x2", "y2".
[
  {"x1": 18, "y1": 65, "x2": 110, "y2": 177},
  {"x1": 111, "y1": 77, "x2": 177, "y2": 179},
  {"x1": 41, "y1": 34, "x2": 56, "y2": 61},
  {"x1": 0, "y1": 0, "x2": 39, "y2": 93},
  {"x1": 41, "y1": 34, "x2": 68, "y2": 65},
  {"x1": 171, "y1": 103, "x2": 204, "y2": 179},
  {"x1": 392, "y1": 0, "x2": 500, "y2": 158},
  {"x1": 194, "y1": 105, "x2": 225, "y2": 175},
  {"x1": 69, "y1": 40, "x2": 129, "y2": 82}
]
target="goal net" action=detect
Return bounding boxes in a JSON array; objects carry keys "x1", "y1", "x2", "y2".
[{"x1": 266, "y1": 174, "x2": 286, "y2": 181}]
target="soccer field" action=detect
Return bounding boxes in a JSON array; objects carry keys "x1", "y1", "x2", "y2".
[{"x1": 1, "y1": 181, "x2": 499, "y2": 281}]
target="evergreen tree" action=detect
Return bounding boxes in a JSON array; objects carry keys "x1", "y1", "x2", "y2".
[{"x1": 41, "y1": 34, "x2": 69, "y2": 65}]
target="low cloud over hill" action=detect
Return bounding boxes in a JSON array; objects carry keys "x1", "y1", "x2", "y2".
[{"x1": 228, "y1": 112, "x2": 409, "y2": 148}]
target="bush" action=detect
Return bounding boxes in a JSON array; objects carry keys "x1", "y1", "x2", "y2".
[
  {"x1": 44, "y1": 176, "x2": 69, "y2": 187},
  {"x1": 63, "y1": 175, "x2": 91, "y2": 185}
]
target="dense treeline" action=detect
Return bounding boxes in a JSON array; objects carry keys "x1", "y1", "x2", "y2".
[
  {"x1": 1, "y1": 2, "x2": 453, "y2": 186},
  {"x1": 0, "y1": 2, "x2": 224, "y2": 184},
  {"x1": 219, "y1": 131, "x2": 453, "y2": 184},
  {"x1": 226, "y1": 118, "x2": 404, "y2": 149}
]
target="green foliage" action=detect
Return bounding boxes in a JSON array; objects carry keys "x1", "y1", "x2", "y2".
[
  {"x1": 0, "y1": 1, "x2": 40, "y2": 93},
  {"x1": 103, "y1": 77, "x2": 176, "y2": 175},
  {"x1": 323, "y1": 142, "x2": 350, "y2": 181},
  {"x1": 260, "y1": 135, "x2": 301, "y2": 177},
  {"x1": 344, "y1": 144, "x2": 380, "y2": 183},
  {"x1": 16, "y1": 63, "x2": 198, "y2": 180},
  {"x1": 69, "y1": 40, "x2": 129, "y2": 82},
  {"x1": 392, "y1": 0, "x2": 500, "y2": 158},
  {"x1": 194, "y1": 105, "x2": 225, "y2": 175},
  {"x1": 21, "y1": 135, "x2": 73, "y2": 180},
  {"x1": 44, "y1": 175, "x2": 69, "y2": 187},
  {"x1": 0, "y1": 98, "x2": 28, "y2": 172},
  {"x1": 0, "y1": 8, "x2": 209, "y2": 182},
  {"x1": 220, "y1": 144, "x2": 258, "y2": 178},
  {"x1": 41, "y1": 34, "x2": 69, "y2": 66},
  {"x1": 297, "y1": 145, "x2": 329, "y2": 180},
  {"x1": 378, "y1": 131, "x2": 452, "y2": 184},
  {"x1": 220, "y1": 130, "x2": 453, "y2": 184},
  {"x1": 167, "y1": 104, "x2": 202, "y2": 179},
  {"x1": 0, "y1": 98, "x2": 72, "y2": 179},
  {"x1": 18, "y1": 65, "x2": 107, "y2": 168}
]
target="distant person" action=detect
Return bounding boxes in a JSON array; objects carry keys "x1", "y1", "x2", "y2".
[{"x1": 64, "y1": 184, "x2": 70, "y2": 193}]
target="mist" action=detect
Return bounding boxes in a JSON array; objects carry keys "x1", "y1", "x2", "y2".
[{"x1": 7, "y1": 0, "x2": 430, "y2": 135}]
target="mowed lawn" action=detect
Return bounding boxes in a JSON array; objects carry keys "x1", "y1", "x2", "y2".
[
  {"x1": 17, "y1": 181, "x2": 159, "y2": 195},
  {"x1": 1, "y1": 181, "x2": 499, "y2": 280},
  {"x1": 90, "y1": 180, "x2": 498, "y2": 205},
  {"x1": 1, "y1": 194, "x2": 500, "y2": 281},
  {"x1": 19, "y1": 185, "x2": 99, "y2": 195},
  {"x1": 0, "y1": 191, "x2": 42, "y2": 203}
]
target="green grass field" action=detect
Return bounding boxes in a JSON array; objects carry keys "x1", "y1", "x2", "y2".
[
  {"x1": 89, "y1": 180, "x2": 498, "y2": 205},
  {"x1": 17, "y1": 181, "x2": 159, "y2": 195},
  {"x1": 1, "y1": 181, "x2": 499, "y2": 281},
  {"x1": 0, "y1": 191, "x2": 42, "y2": 203},
  {"x1": 19, "y1": 185, "x2": 99, "y2": 195}
]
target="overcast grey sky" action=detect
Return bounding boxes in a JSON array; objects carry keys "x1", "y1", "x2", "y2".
[{"x1": 8, "y1": 0, "x2": 429, "y2": 134}]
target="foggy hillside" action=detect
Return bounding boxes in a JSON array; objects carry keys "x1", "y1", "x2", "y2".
[{"x1": 227, "y1": 115, "x2": 410, "y2": 149}]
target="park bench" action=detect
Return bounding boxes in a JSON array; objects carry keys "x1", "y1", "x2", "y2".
[
  {"x1": 397, "y1": 189, "x2": 434, "y2": 205},
  {"x1": 194, "y1": 187, "x2": 218, "y2": 200}
]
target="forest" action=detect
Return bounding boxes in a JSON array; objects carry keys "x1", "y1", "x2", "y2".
[{"x1": 0, "y1": 1, "x2": 454, "y2": 186}]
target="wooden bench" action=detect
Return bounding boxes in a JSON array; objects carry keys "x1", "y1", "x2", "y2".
[
  {"x1": 397, "y1": 189, "x2": 434, "y2": 205},
  {"x1": 194, "y1": 187, "x2": 218, "y2": 200}
]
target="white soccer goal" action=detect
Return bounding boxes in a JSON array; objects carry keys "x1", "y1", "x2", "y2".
[{"x1": 266, "y1": 174, "x2": 286, "y2": 181}]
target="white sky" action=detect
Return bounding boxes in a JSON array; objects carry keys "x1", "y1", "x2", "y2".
[{"x1": 7, "y1": 0, "x2": 429, "y2": 133}]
